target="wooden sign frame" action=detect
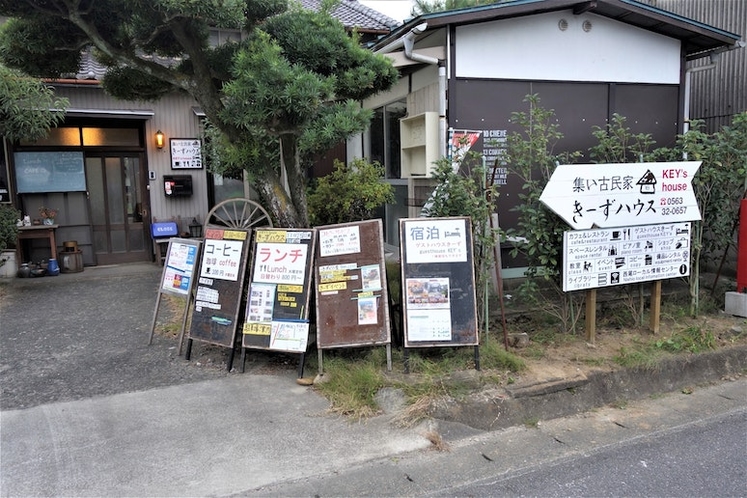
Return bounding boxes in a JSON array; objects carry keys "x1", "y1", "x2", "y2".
[
  {"x1": 186, "y1": 228, "x2": 251, "y2": 368},
  {"x1": 148, "y1": 237, "x2": 202, "y2": 349},
  {"x1": 400, "y1": 216, "x2": 479, "y2": 349},
  {"x1": 241, "y1": 228, "x2": 317, "y2": 353},
  {"x1": 314, "y1": 220, "x2": 391, "y2": 369}
]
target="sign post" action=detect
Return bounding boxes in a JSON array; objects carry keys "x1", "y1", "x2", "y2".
[
  {"x1": 399, "y1": 217, "x2": 479, "y2": 370},
  {"x1": 148, "y1": 237, "x2": 202, "y2": 349},
  {"x1": 241, "y1": 228, "x2": 316, "y2": 376},
  {"x1": 186, "y1": 228, "x2": 251, "y2": 371},
  {"x1": 541, "y1": 162, "x2": 703, "y2": 342}
]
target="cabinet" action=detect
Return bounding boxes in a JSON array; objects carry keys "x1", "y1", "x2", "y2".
[{"x1": 400, "y1": 112, "x2": 439, "y2": 178}]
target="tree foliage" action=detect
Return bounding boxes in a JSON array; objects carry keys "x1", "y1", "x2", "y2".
[
  {"x1": 422, "y1": 149, "x2": 500, "y2": 332},
  {"x1": 307, "y1": 158, "x2": 394, "y2": 226},
  {"x1": 0, "y1": 0, "x2": 399, "y2": 227},
  {"x1": 0, "y1": 64, "x2": 67, "y2": 142}
]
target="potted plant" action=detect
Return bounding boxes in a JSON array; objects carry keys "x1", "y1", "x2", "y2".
[
  {"x1": 0, "y1": 204, "x2": 21, "y2": 277},
  {"x1": 38, "y1": 206, "x2": 58, "y2": 225}
]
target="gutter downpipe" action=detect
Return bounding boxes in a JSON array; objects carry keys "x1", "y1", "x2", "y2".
[{"x1": 377, "y1": 23, "x2": 447, "y2": 158}]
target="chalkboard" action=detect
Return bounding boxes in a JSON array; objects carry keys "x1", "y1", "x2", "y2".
[
  {"x1": 14, "y1": 151, "x2": 87, "y2": 193},
  {"x1": 400, "y1": 217, "x2": 478, "y2": 348},
  {"x1": 315, "y1": 220, "x2": 390, "y2": 349},
  {"x1": 188, "y1": 228, "x2": 251, "y2": 348},
  {"x1": 242, "y1": 228, "x2": 316, "y2": 353}
]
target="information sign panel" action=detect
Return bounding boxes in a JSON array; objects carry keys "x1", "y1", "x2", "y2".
[
  {"x1": 242, "y1": 228, "x2": 316, "y2": 353},
  {"x1": 315, "y1": 220, "x2": 390, "y2": 349},
  {"x1": 188, "y1": 228, "x2": 251, "y2": 348},
  {"x1": 170, "y1": 138, "x2": 203, "y2": 169},
  {"x1": 160, "y1": 238, "x2": 201, "y2": 297},
  {"x1": 400, "y1": 217, "x2": 478, "y2": 348},
  {"x1": 540, "y1": 161, "x2": 701, "y2": 229},
  {"x1": 563, "y1": 222, "x2": 691, "y2": 292}
]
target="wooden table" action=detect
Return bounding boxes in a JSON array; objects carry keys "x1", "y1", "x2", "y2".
[{"x1": 17, "y1": 224, "x2": 59, "y2": 262}]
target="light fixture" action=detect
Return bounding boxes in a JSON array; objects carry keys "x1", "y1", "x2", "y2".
[{"x1": 155, "y1": 130, "x2": 165, "y2": 149}]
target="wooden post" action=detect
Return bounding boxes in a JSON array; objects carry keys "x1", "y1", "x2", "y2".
[
  {"x1": 650, "y1": 280, "x2": 662, "y2": 334},
  {"x1": 585, "y1": 289, "x2": 596, "y2": 344}
]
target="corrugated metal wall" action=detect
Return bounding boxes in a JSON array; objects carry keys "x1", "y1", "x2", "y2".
[
  {"x1": 55, "y1": 87, "x2": 209, "y2": 225},
  {"x1": 648, "y1": 0, "x2": 747, "y2": 132}
]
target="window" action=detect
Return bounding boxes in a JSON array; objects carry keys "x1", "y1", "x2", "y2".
[
  {"x1": 369, "y1": 100, "x2": 406, "y2": 179},
  {"x1": 368, "y1": 100, "x2": 408, "y2": 246}
]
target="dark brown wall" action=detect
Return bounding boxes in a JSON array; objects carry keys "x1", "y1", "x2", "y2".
[{"x1": 450, "y1": 78, "x2": 680, "y2": 235}]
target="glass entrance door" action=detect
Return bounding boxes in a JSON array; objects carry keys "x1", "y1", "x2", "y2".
[{"x1": 85, "y1": 155, "x2": 149, "y2": 264}]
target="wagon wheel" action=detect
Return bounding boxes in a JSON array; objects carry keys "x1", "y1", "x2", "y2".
[{"x1": 203, "y1": 198, "x2": 273, "y2": 233}]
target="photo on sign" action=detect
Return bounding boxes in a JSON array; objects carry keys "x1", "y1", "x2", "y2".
[
  {"x1": 357, "y1": 296, "x2": 378, "y2": 325},
  {"x1": 406, "y1": 278, "x2": 450, "y2": 309},
  {"x1": 360, "y1": 264, "x2": 382, "y2": 291}
]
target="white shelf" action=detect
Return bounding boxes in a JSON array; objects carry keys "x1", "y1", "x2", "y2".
[{"x1": 400, "y1": 112, "x2": 439, "y2": 178}]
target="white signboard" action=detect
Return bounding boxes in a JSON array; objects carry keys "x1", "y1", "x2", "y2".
[
  {"x1": 170, "y1": 138, "x2": 203, "y2": 169},
  {"x1": 252, "y1": 242, "x2": 308, "y2": 285},
  {"x1": 540, "y1": 162, "x2": 701, "y2": 229},
  {"x1": 563, "y1": 222, "x2": 691, "y2": 292},
  {"x1": 403, "y1": 218, "x2": 468, "y2": 263},
  {"x1": 318, "y1": 225, "x2": 361, "y2": 257},
  {"x1": 200, "y1": 239, "x2": 243, "y2": 281}
]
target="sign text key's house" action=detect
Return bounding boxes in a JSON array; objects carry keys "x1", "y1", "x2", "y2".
[{"x1": 354, "y1": 0, "x2": 742, "y2": 275}]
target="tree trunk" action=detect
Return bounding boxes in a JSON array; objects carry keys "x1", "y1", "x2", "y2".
[
  {"x1": 280, "y1": 134, "x2": 310, "y2": 227},
  {"x1": 254, "y1": 168, "x2": 304, "y2": 228}
]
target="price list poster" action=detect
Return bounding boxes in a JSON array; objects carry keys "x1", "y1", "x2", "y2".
[
  {"x1": 400, "y1": 217, "x2": 478, "y2": 348},
  {"x1": 242, "y1": 228, "x2": 316, "y2": 353}
]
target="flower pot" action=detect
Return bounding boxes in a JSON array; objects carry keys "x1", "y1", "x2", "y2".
[{"x1": 43, "y1": 218, "x2": 55, "y2": 226}]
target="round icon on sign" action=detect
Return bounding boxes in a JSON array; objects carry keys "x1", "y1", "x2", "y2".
[{"x1": 679, "y1": 264, "x2": 688, "y2": 275}]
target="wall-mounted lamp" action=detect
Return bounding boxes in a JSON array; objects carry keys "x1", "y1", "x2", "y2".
[{"x1": 155, "y1": 130, "x2": 165, "y2": 149}]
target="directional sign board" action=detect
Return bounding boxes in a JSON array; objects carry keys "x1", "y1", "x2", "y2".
[
  {"x1": 563, "y1": 222, "x2": 691, "y2": 292},
  {"x1": 540, "y1": 162, "x2": 701, "y2": 229}
]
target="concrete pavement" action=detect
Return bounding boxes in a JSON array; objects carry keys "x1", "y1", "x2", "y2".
[{"x1": 1, "y1": 262, "x2": 746, "y2": 497}]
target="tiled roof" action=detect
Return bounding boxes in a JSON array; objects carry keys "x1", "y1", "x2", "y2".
[{"x1": 299, "y1": 0, "x2": 400, "y2": 31}]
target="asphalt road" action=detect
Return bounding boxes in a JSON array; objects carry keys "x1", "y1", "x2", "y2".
[
  {"x1": 444, "y1": 408, "x2": 747, "y2": 497},
  {"x1": 241, "y1": 379, "x2": 747, "y2": 497}
]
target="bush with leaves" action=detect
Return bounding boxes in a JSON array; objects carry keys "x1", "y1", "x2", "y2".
[
  {"x1": 307, "y1": 158, "x2": 394, "y2": 226},
  {"x1": 649, "y1": 114, "x2": 747, "y2": 315},
  {"x1": 503, "y1": 94, "x2": 582, "y2": 333},
  {"x1": 421, "y1": 150, "x2": 500, "y2": 332}
]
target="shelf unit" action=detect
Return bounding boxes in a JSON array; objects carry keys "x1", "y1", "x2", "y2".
[{"x1": 400, "y1": 112, "x2": 439, "y2": 178}]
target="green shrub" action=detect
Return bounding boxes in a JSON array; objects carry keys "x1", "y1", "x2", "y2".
[{"x1": 308, "y1": 158, "x2": 394, "y2": 226}]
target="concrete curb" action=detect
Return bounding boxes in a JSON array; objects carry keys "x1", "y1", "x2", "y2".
[{"x1": 428, "y1": 344, "x2": 747, "y2": 431}]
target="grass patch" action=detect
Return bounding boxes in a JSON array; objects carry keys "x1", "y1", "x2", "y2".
[
  {"x1": 313, "y1": 354, "x2": 385, "y2": 420},
  {"x1": 654, "y1": 325, "x2": 715, "y2": 354},
  {"x1": 613, "y1": 344, "x2": 663, "y2": 370}
]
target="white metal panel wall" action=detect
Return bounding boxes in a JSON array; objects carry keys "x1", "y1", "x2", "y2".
[
  {"x1": 53, "y1": 87, "x2": 208, "y2": 224},
  {"x1": 455, "y1": 11, "x2": 681, "y2": 83}
]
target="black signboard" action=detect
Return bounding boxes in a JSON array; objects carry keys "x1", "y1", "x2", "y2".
[
  {"x1": 242, "y1": 228, "x2": 316, "y2": 353},
  {"x1": 14, "y1": 151, "x2": 87, "y2": 193},
  {"x1": 315, "y1": 219, "x2": 390, "y2": 349},
  {"x1": 188, "y1": 228, "x2": 251, "y2": 348},
  {"x1": 400, "y1": 217, "x2": 478, "y2": 348}
]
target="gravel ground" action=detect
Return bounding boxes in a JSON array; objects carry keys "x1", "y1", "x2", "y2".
[{"x1": 0, "y1": 265, "x2": 238, "y2": 411}]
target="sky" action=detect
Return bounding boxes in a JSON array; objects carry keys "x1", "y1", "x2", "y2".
[{"x1": 358, "y1": 0, "x2": 416, "y2": 23}]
